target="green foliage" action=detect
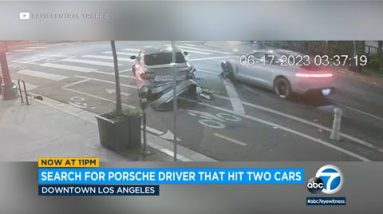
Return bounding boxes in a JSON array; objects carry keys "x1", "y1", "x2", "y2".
[
  {"x1": 105, "y1": 107, "x2": 139, "y2": 121},
  {"x1": 369, "y1": 54, "x2": 383, "y2": 72}
]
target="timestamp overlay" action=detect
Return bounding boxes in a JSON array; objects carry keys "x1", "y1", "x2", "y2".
[{"x1": 240, "y1": 53, "x2": 368, "y2": 67}]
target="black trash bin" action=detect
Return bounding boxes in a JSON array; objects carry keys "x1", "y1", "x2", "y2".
[{"x1": 96, "y1": 113, "x2": 142, "y2": 151}]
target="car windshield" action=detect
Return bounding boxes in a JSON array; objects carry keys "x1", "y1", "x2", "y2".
[{"x1": 144, "y1": 52, "x2": 185, "y2": 65}]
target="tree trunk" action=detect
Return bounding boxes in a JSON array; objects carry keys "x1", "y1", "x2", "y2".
[{"x1": 111, "y1": 40, "x2": 122, "y2": 115}]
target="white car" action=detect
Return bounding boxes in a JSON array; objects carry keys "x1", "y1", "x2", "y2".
[
  {"x1": 221, "y1": 49, "x2": 335, "y2": 98},
  {"x1": 130, "y1": 46, "x2": 196, "y2": 97}
]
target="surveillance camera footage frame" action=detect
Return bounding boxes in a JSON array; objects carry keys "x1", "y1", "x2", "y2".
[{"x1": 1, "y1": 1, "x2": 383, "y2": 214}]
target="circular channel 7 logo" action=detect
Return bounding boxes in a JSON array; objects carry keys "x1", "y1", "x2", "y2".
[{"x1": 307, "y1": 165, "x2": 343, "y2": 194}]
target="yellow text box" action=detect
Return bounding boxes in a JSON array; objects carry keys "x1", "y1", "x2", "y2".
[{"x1": 38, "y1": 157, "x2": 99, "y2": 168}]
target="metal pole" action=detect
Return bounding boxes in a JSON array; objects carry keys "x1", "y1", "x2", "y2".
[
  {"x1": 143, "y1": 110, "x2": 147, "y2": 150},
  {"x1": 171, "y1": 40, "x2": 178, "y2": 162},
  {"x1": 141, "y1": 105, "x2": 150, "y2": 157},
  {"x1": 330, "y1": 108, "x2": 343, "y2": 141}
]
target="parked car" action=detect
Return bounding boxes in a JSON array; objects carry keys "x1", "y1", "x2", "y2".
[
  {"x1": 130, "y1": 46, "x2": 196, "y2": 98},
  {"x1": 221, "y1": 49, "x2": 335, "y2": 98}
]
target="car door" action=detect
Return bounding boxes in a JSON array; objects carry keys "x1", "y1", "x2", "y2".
[{"x1": 238, "y1": 52, "x2": 272, "y2": 87}]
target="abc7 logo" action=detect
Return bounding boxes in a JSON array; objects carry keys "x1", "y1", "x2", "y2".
[{"x1": 307, "y1": 165, "x2": 343, "y2": 194}]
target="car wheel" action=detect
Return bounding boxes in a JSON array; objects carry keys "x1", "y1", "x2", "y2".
[
  {"x1": 221, "y1": 62, "x2": 234, "y2": 80},
  {"x1": 273, "y1": 77, "x2": 292, "y2": 99}
]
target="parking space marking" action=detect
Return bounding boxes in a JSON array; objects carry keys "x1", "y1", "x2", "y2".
[
  {"x1": 17, "y1": 69, "x2": 68, "y2": 81},
  {"x1": 40, "y1": 63, "x2": 96, "y2": 73},
  {"x1": 214, "y1": 94, "x2": 383, "y2": 153},
  {"x1": 181, "y1": 97, "x2": 370, "y2": 161},
  {"x1": 82, "y1": 55, "x2": 134, "y2": 62},
  {"x1": 214, "y1": 133, "x2": 247, "y2": 146},
  {"x1": 222, "y1": 78, "x2": 245, "y2": 114},
  {"x1": 61, "y1": 58, "x2": 120, "y2": 67}
]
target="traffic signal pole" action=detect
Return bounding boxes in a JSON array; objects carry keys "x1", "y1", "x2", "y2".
[{"x1": 0, "y1": 42, "x2": 17, "y2": 100}]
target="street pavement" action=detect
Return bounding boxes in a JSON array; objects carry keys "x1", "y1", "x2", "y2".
[
  {"x1": 4, "y1": 41, "x2": 383, "y2": 161},
  {"x1": 0, "y1": 97, "x2": 215, "y2": 162}
]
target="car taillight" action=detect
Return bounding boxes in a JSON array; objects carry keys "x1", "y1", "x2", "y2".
[{"x1": 295, "y1": 73, "x2": 333, "y2": 78}]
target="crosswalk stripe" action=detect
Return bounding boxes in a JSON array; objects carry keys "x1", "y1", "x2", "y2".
[
  {"x1": 14, "y1": 49, "x2": 32, "y2": 52},
  {"x1": 179, "y1": 48, "x2": 210, "y2": 55},
  {"x1": 123, "y1": 48, "x2": 140, "y2": 52},
  {"x1": 27, "y1": 46, "x2": 47, "y2": 49},
  {"x1": 81, "y1": 55, "x2": 134, "y2": 62},
  {"x1": 103, "y1": 51, "x2": 137, "y2": 56},
  {"x1": 61, "y1": 58, "x2": 120, "y2": 67},
  {"x1": 177, "y1": 45, "x2": 230, "y2": 54},
  {"x1": 40, "y1": 63, "x2": 96, "y2": 73},
  {"x1": 18, "y1": 69, "x2": 67, "y2": 81}
]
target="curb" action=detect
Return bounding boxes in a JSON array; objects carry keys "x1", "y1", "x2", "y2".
[{"x1": 30, "y1": 93, "x2": 217, "y2": 162}]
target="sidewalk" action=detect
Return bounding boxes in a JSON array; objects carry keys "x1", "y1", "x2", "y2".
[{"x1": 0, "y1": 95, "x2": 215, "y2": 162}]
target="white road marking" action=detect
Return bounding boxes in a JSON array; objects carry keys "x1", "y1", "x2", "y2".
[
  {"x1": 61, "y1": 58, "x2": 120, "y2": 67},
  {"x1": 40, "y1": 63, "x2": 96, "y2": 73},
  {"x1": 123, "y1": 48, "x2": 140, "y2": 52},
  {"x1": 214, "y1": 133, "x2": 247, "y2": 146},
  {"x1": 177, "y1": 45, "x2": 230, "y2": 54},
  {"x1": 189, "y1": 56, "x2": 230, "y2": 62},
  {"x1": 105, "y1": 88, "x2": 130, "y2": 97},
  {"x1": 62, "y1": 87, "x2": 136, "y2": 109},
  {"x1": 12, "y1": 55, "x2": 64, "y2": 64},
  {"x1": 74, "y1": 75, "x2": 137, "y2": 89},
  {"x1": 14, "y1": 49, "x2": 33, "y2": 52},
  {"x1": 222, "y1": 78, "x2": 245, "y2": 114},
  {"x1": 337, "y1": 103, "x2": 383, "y2": 122},
  {"x1": 179, "y1": 48, "x2": 211, "y2": 55},
  {"x1": 214, "y1": 94, "x2": 383, "y2": 153},
  {"x1": 147, "y1": 142, "x2": 191, "y2": 161},
  {"x1": 62, "y1": 78, "x2": 91, "y2": 88},
  {"x1": 181, "y1": 43, "x2": 198, "y2": 47},
  {"x1": 144, "y1": 126, "x2": 165, "y2": 135},
  {"x1": 17, "y1": 69, "x2": 67, "y2": 81},
  {"x1": 82, "y1": 55, "x2": 134, "y2": 62},
  {"x1": 181, "y1": 97, "x2": 370, "y2": 161},
  {"x1": 26, "y1": 46, "x2": 47, "y2": 49},
  {"x1": 160, "y1": 130, "x2": 181, "y2": 142},
  {"x1": 103, "y1": 51, "x2": 137, "y2": 56},
  {"x1": 91, "y1": 70, "x2": 134, "y2": 79}
]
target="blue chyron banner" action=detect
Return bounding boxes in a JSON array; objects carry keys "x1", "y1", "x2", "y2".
[{"x1": 38, "y1": 168, "x2": 304, "y2": 185}]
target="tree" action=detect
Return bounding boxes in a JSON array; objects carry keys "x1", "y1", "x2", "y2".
[{"x1": 111, "y1": 40, "x2": 122, "y2": 115}]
